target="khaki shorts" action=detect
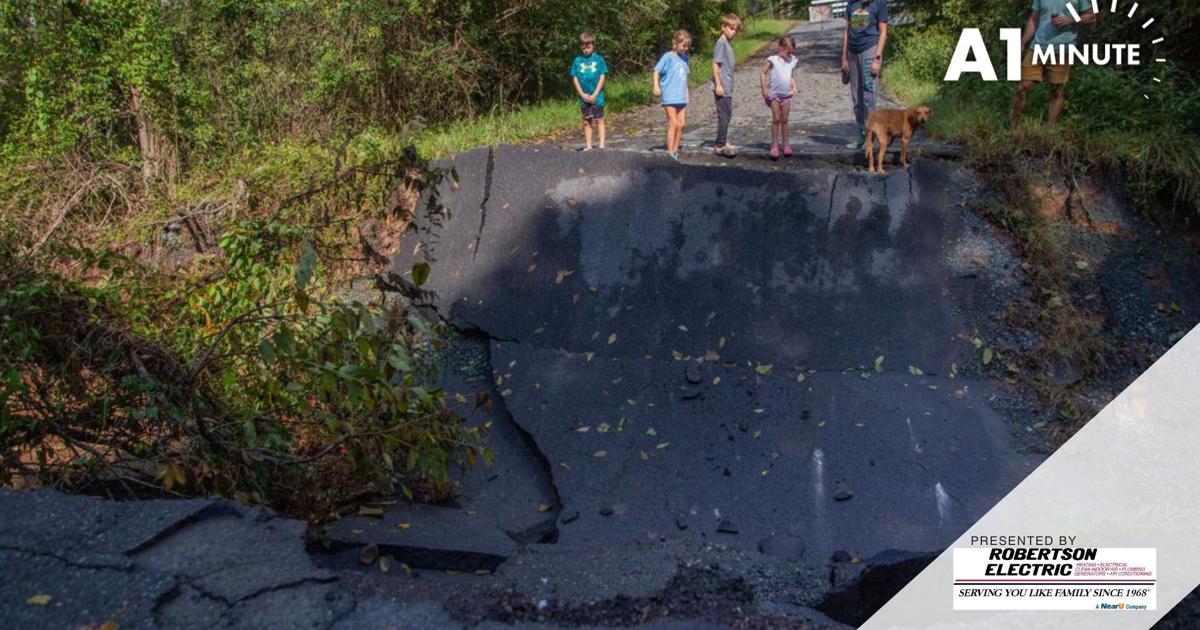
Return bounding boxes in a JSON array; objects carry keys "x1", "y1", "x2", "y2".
[{"x1": 1021, "y1": 49, "x2": 1071, "y2": 85}]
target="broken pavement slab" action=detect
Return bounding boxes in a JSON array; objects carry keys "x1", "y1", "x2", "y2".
[
  {"x1": 393, "y1": 143, "x2": 1041, "y2": 580},
  {"x1": 325, "y1": 502, "x2": 519, "y2": 573},
  {"x1": 0, "y1": 490, "x2": 447, "y2": 629}
]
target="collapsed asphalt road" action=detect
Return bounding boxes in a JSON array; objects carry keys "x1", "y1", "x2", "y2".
[
  {"x1": 339, "y1": 144, "x2": 1045, "y2": 623},
  {"x1": 0, "y1": 145, "x2": 1047, "y2": 629}
]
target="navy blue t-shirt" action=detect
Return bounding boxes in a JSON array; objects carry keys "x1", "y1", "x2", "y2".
[{"x1": 847, "y1": 0, "x2": 889, "y2": 53}]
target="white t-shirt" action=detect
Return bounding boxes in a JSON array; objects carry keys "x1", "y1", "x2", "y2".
[{"x1": 765, "y1": 54, "x2": 798, "y2": 95}]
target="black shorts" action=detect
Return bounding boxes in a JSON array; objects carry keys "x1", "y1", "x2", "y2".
[{"x1": 581, "y1": 103, "x2": 605, "y2": 120}]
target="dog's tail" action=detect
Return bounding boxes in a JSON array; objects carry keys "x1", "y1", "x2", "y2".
[{"x1": 864, "y1": 126, "x2": 874, "y2": 164}]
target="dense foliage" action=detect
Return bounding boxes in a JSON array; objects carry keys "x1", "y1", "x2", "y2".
[
  {"x1": 1, "y1": 0, "x2": 747, "y2": 167},
  {"x1": 890, "y1": 0, "x2": 1200, "y2": 213}
]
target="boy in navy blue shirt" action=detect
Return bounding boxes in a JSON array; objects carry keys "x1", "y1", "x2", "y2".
[{"x1": 571, "y1": 32, "x2": 608, "y2": 150}]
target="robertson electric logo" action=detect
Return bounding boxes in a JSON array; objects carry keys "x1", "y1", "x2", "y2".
[{"x1": 945, "y1": 1, "x2": 1166, "y2": 98}]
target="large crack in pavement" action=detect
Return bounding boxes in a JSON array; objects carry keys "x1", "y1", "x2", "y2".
[{"x1": 371, "y1": 143, "x2": 1046, "y2": 617}]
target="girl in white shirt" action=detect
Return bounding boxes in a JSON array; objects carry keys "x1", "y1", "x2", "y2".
[{"x1": 759, "y1": 36, "x2": 799, "y2": 159}]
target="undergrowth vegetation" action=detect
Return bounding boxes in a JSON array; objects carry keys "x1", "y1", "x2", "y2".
[
  {"x1": 1, "y1": 1, "x2": 781, "y2": 515},
  {"x1": 889, "y1": 0, "x2": 1200, "y2": 437}
]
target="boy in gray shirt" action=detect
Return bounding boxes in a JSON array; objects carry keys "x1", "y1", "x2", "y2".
[{"x1": 712, "y1": 13, "x2": 742, "y2": 157}]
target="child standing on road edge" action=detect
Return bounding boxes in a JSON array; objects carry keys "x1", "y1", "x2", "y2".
[
  {"x1": 654, "y1": 30, "x2": 692, "y2": 161},
  {"x1": 712, "y1": 14, "x2": 742, "y2": 158},
  {"x1": 760, "y1": 36, "x2": 799, "y2": 160},
  {"x1": 571, "y1": 32, "x2": 608, "y2": 151}
]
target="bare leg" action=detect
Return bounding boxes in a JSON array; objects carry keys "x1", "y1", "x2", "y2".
[
  {"x1": 663, "y1": 107, "x2": 676, "y2": 152},
  {"x1": 1011, "y1": 80, "x2": 1036, "y2": 124},
  {"x1": 780, "y1": 101, "x2": 792, "y2": 149},
  {"x1": 770, "y1": 101, "x2": 782, "y2": 148},
  {"x1": 675, "y1": 108, "x2": 687, "y2": 153},
  {"x1": 598, "y1": 119, "x2": 606, "y2": 149},
  {"x1": 1048, "y1": 84, "x2": 1066, "y2": 125},
  {"x1": 583, "y1": 119, "x2": 593, "y2": 149}
]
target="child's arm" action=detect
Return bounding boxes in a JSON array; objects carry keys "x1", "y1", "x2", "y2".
[
  {"x1": 573, "y1": 76, "x2": 591, "y2": 103},
  {"x1": 652, "y1": 69, "x2": 661, "y2": 98},
  {"x1": 791, "y1": 77, "x2": 798, "y2": 97},
  {"x1": 592, "y1": 74, "x2": 606, "y2": 102},
  {"x1": 759, "y1": 61, "x2": 770, "y2": 96},
  {"x1": 712, "y1": 60, "x2": 724, "y2": 96}
]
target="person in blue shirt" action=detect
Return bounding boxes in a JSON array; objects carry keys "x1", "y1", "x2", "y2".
[
  {"x1": 653, "y1": 30, "x2": 692, "y2": 161},
  {"x1": 1010, "y1": 1, "x2": 1098, "y2": 125},
  {"x1": 571, "y1": 32, "x2": 609, "y2": 150},
  {"x1": 841, "y1": 0, "x2": 889, "y2": 149}
]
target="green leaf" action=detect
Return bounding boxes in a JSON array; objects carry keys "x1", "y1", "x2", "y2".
[
  {"x1": 982, "y1": 347, "x2": 995, "y2": 366},
  {"x1": 411, "y1": 262, "x2": 431, "y2": 287},
  {"x1": 755, "y1": 364, "x2": 773, "y2": 376},
  {"x1": 874, "y1": 355, "x2": 885, "y2": 373},
  {"x1": 295, "y1": 242, "x2": 317, "y2": 290}
]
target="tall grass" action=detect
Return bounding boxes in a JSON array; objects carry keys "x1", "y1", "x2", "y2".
[{"x1": 886, "y1": 24, "x2": 1200, "y2": 216}]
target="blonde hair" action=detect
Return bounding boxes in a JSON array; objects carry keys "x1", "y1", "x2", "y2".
[
  {"x1": 579, "y1": 32, "x2": 596, "y2": 45},
  {"x1": 673, "y1": 29, "x2": 692, "y2": 47},
  {"x1": 721, "y1": 14, "x2": 742, "y2": 30}
]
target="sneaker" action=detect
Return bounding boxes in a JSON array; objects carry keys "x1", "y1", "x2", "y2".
[
  {"x1": 768, "y1": 144, "x2": 780, "y2": 160},
  {"x1": 715, "y1": 145, "x2": 737, "y2": 158},
  {"x1": 845, "y1": 134, "x2": 865, "y2": 150},
  {"x1": 668, "y1": 150, "x2": 680, "y2": 162},
  {"x1": 782, "y1": 144, "x2": 793, "y2": 157}
]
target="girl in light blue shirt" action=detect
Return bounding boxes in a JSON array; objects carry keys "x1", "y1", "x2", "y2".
[{"x1": 653, "y1": 30, "x2": 691, "y2": 160}]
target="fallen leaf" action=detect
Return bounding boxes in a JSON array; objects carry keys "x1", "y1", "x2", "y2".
[
  {"x1": 640, "y1": 451, "x2": 649, "y2": 460},
  {"x1": 357, "y1": 506, "x2": 385, "y2": 518},
  {"x1": 678, "y1": 325, "x2": 689, "y2": 332},
  {"x1": 908, "y1": 365, "x2": 924, "y2": 376},
  {"x1": 359, "y1": 544, "x2": 380, "y2": 565},
  {"x1": 25, "y1": 594, "x2": 52, "y2": 606},
  {"x1": 379, "y1": 556, "x2": 392, "y2": 573},
  {"x1": 594, "y1": 450, "x2": 607, "y2": 458},
  {"x1": 874, "y1": 355, "x2": 885, "y2": 373},
  {"x1": 719, "y1": 336, "x2": 727, "y2": 348},
  {"x1": 538, "y1": 504, "x2": 552, "y2": 513},
  {"x1": 755, "y1": 364, "x2": 773, "y2": 376},
  {"x1": 607, "y1": 333, "x2": 617, "y2": 345},
  {"x1": 576, "y1": 426, "x2": 591, "y2": 433},
  {"x1": 555, "y1": 270, "x2": 574, "y2": 284},
  {"x1": 656, "y1": 442, "x2": 670, "y2": 450},
  {"x1": 982, "y1": 347, "x2": 995, "y2": 365},
  {"x1": 395, "y1": 522, "x2": 411, "y2": 530},
  {"x1": 646, "y1": 428, "x2": 657, "y2": 436},
  {"x1": 1075, "y1": 259, "x2": 1089, "y2": 270},
  {"x1": 597, "y1": 422, "x2": 611, "y2": 433},
  {"x1": 712, "y1": 377, "x2": 721, "y2": 385}
]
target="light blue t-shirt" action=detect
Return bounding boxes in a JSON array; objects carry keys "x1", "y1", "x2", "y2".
[
  {"x1": 654, "y1": 51, "x2": 689, "y2": 105},
  {"x1": 1031, "y1": 0, "x2": 1095, "y2": 49}
]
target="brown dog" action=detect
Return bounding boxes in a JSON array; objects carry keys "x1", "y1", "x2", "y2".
[{"x1": 864, "y1": 106, "x2": 933, "y2": 173}]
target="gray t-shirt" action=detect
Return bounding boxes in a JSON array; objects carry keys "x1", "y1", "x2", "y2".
[{"x1": 713, "y1": 35, "x2": 735, "y2": 95}]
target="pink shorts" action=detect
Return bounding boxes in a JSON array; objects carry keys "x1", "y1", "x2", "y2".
[{"x1": 764, "y1": 92, "x2": 793, "y2": 107}]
